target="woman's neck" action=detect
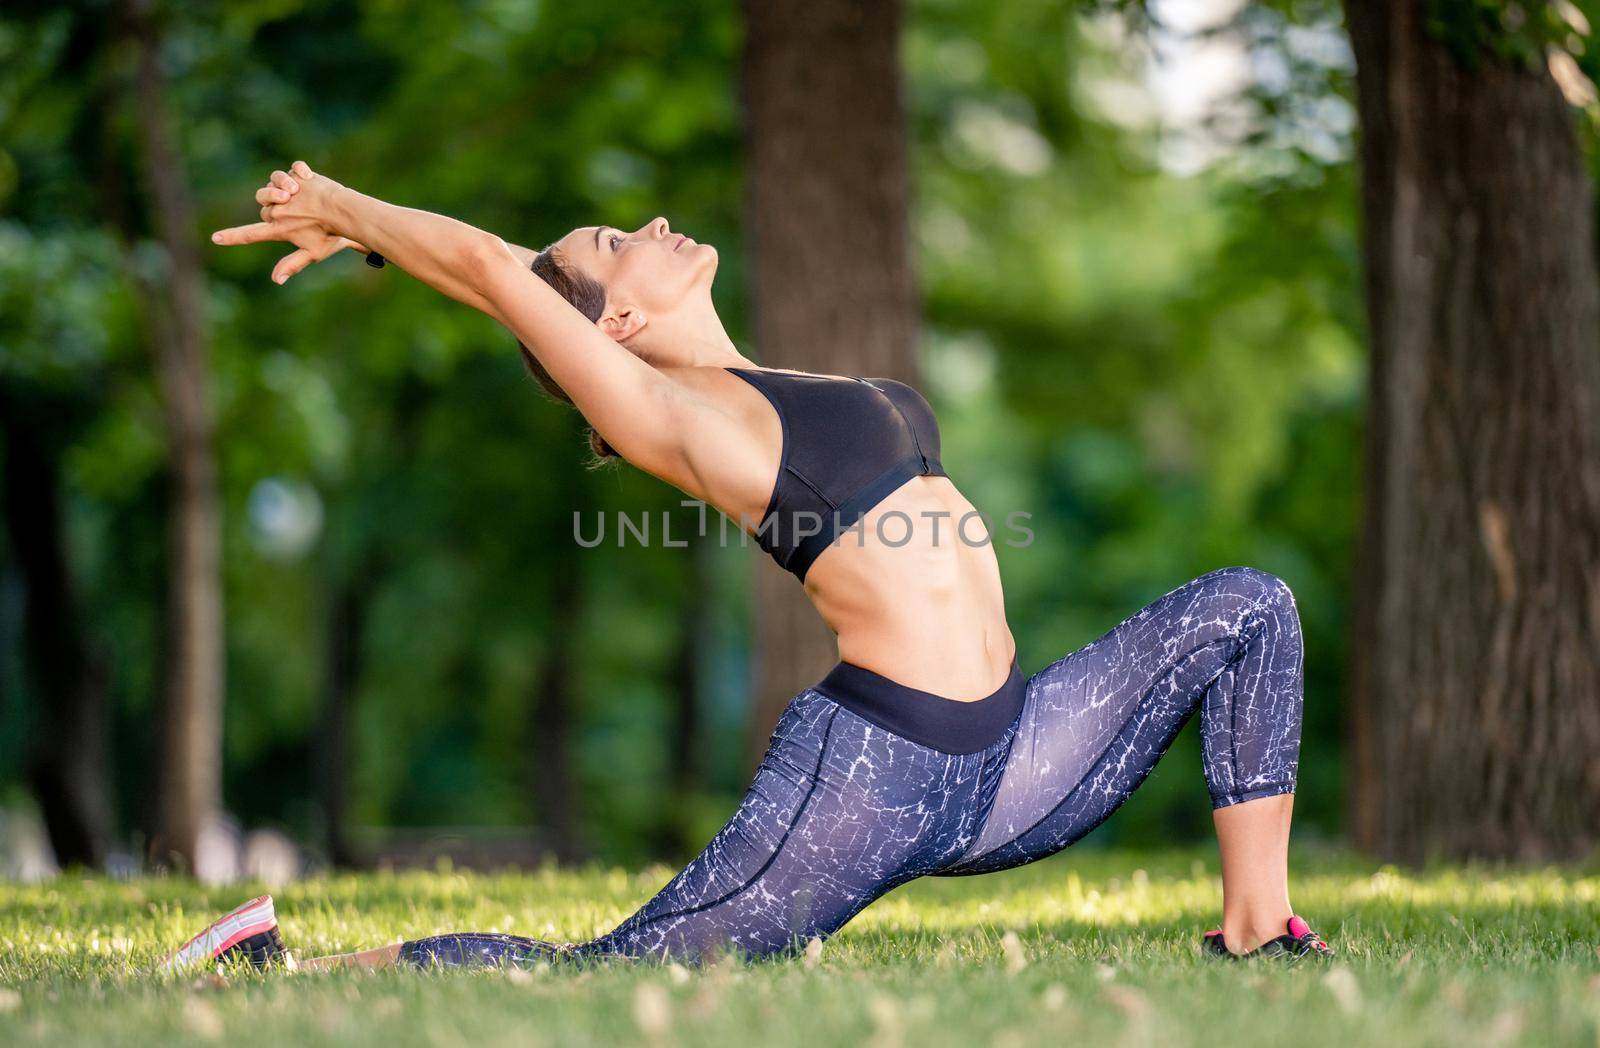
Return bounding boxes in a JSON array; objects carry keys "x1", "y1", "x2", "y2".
[{"x1": 633, "y1": 293, "x2": 754, "y2": 369}]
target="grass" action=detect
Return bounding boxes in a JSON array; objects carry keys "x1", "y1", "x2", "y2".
[{"x1": 0, "y1": 847, "x2": 1596, "y2": 1046}]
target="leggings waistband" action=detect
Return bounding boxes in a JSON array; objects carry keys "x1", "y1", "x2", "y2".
[{"x1": 814, "y1": 659, "x2": 1024, "y2": 754}]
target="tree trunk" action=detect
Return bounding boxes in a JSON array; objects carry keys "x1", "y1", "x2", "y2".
[
  {"x1": 0, "y1": 390, "x2": 112, "y2": 869},
  {"x1": 126, "y1": 0, "x2": 226, "y2": 870},
  {"x1": 740, "y1": 0, "x2": 920, "y2": 764},
  {"x1": 656, "y1": 538, "x2": 714, "y2": 858},
  {"x1": 1345, "y1": 0, "x2": 1600, "y2": 861},
  {"x1": 315, "y1": 563, "x2": 378, "y2": 868},
  {"x1": 527, "y1": 559, "x2": 586, "y2": 863}
]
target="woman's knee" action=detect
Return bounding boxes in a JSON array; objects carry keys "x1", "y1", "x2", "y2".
[
  {"x1": 1190, "y1": 566, "x2": 1298, "y2": 629},
  {"x1": 1199, "y1": 565, "x2": 1293, "y2": 604}
]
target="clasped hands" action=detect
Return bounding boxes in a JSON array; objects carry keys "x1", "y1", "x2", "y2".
[{"x1": 210, "y1": 160, "x2": 369, "y2": 284}]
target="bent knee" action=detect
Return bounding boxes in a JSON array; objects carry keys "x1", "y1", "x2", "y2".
[{"x1": 1196, "y1": 565, "x2": 1296, "y2": 615}]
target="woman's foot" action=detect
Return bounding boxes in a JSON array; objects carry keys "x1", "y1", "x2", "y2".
[
  {"x1": 1202, "y1": 916, "x2": 1332, "y2": 960},
  {"x1": 157, "y1": 895, "x2": 287, "y2": 973}
]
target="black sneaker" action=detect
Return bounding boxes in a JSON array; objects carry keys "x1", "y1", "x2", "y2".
[
  {"x1": 158, "y1": 894, "x2": 287, "y2": 972},
  {"x1": 1202, "y1": 916, "x2": 1333, "y2": 960}
]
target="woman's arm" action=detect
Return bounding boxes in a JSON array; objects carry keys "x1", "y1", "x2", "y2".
[
  {"x1": 241, "y1": 166, "x2": 538, "y2": 283},
  {"x1": 284, "y1": 232, "x2": 536, "y2": 272},
  {"x1": 214, "y1": 163, "x2": 696, "y2": 477}
]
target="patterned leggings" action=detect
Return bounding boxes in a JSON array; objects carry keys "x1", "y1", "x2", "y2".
[{"x1": 401, "y1": 566, "x2": 1304, "y2": 966}]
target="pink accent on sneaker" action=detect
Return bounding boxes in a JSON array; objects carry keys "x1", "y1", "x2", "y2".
[
  {"x1": 1203, "y1": 929, "x2": 1223, "y2": 938},
  {"x1": 160, "y1": 895, "x2": 278, "y2": 972},
  {"x1": 1287, "y1": 916, "x2": 1311, "y2": 939}
]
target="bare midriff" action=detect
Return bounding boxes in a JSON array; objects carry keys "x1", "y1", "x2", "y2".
[{"x1": 801, "y1": 475, "x2": 1016, "y2": 702}]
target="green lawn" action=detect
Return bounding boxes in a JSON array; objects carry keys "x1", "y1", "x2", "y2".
[{"x1": 0, "y1": 848, "x2": 1596, "y2": 1046}]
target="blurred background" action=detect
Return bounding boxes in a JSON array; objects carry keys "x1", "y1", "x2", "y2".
[{"x1": 1, "y1": 0, "x2": 1596, "y2": 882}]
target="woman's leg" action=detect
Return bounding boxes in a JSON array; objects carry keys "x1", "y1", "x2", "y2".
[
  {"x1": 575, "y1": 691, "x2": 1000, "y2": 961},
  {"x1": 296, "y1": 944, "x2": 403, "y2": 971},
  {"x1": 941, "y1": 566, "x2": 1305, "y2": 952},
  {"x1": 1214, "y1": 793, "x2": 1295, "y2": 951},
  {"x1": 389, "y1": 691, "x2": 1002, "y2": 967},
  {"x1": 291, "y1": 934, "x2": 566, "y2": 971}
]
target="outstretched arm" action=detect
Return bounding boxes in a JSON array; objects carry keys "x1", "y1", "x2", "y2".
[
  {"x1": 212, "y1": 163, "x2": 695, "y2": 477},
  {"x1": 246, "y1": 171, "x2": 539, "y2": 278},
  {"x1": 290, "y1": 232, "x2": 536, "y2": 273}
]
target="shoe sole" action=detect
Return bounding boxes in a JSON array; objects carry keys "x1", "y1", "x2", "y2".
[
  {"x1": 161, "y1": 895, "x2": 279, "y2": 972},
  {"x1": 224, "y1": 926, "x2": 287, "y2": 970}
]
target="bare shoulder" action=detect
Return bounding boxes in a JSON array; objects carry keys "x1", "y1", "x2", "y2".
[{"x1": 648, "y1": 365, "x2": 782, "y2": 520}]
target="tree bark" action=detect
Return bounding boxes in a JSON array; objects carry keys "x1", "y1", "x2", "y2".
[
  {"x1": 740, "y1": 0, "x2": 920, "y2": 764},
  {"x1": 315, "y1": 562, "x2": 378, "y2": 868},
  {"x1": 0, "y1": 389, "x2": 112, "y2": 869},
  {"x1": 656, "y1": 538, "x2": 714, "y2": 858},
  {"x1": 126, "y1": 0, "x2": 226, "y2": 870},
  {"x1": 1345, "y1": 0, "x2": 1600, "y2": 861},
  {"x1": 527, "y1": 558, "x2": 586, "y2": 863}
]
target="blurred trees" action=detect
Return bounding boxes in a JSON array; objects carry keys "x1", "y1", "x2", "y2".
[
  {"x1": 0, "y1": 386, "x2": 111, "y2": 867},
  {"x1": 1344, "y1": 0, "x2": 1600, "y2": 861},
  {"x1": 0, "y1": 4, "x2": 141, "y2": 870},
  {"x1": 740, "y1": 0, "x2": 920, "y2": 760},
  {"x1": 2, "y1": 0, "x2": 750, "y2": 867},
  {"x1": 124, "y1": 0, "x2": 226, "y2": 872},
  {"x1": 0, "y1": 0, "x2": 1382, "y2": 867},
  {"x1": 911, "y1": 0, "x2": 1362, "y2": 838}
]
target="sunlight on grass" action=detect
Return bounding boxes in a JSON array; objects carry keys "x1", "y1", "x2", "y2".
[{"x1": 0, "y1": 848, "x2": 1596, "y2": 1045}]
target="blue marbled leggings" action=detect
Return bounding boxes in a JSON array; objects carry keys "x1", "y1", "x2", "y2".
[{"x1": 400, "y1": 566, "x2": 1303, "y2": 967}]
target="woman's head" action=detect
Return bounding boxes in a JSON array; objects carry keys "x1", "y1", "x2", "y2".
[
  {"x1": 554, "y1": 218, "x2": 717, "y2": 344},
  {"x1": 520, "y1": 217, "x2": 718, "y2": 459}
]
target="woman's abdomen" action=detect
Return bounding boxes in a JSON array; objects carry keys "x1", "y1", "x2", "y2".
[{"x1": 804, "y1": 476, "x2": 1014, "y2": 701}]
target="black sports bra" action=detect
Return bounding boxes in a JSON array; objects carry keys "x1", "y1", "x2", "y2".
[{"x1": 727, "y1": 367, "x2": 946, "y2": 581}]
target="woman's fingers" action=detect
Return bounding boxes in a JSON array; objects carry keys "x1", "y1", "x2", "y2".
[
  {"x1": 211, "y1": 222, "x2": 284, "y2": 246},
  {"x1": 212, "y1": 164, "x2": 332, "y2": 280},
  {"x1": 271, "y1": 248, "x2": 316, "y2": 285},
  {"x1": 256, "y1": 168, "x2": 302, "y2": 205}
]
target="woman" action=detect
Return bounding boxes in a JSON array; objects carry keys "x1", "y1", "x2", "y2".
[{"x1": 166, "y1": 161, "x2": 1330, "y2": 972}]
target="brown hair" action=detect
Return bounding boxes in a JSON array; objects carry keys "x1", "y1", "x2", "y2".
[{"x1": 520, "y1": 246, "x2": 617, "y2": 461}]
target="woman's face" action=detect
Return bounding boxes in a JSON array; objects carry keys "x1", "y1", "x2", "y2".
[{"x1": 555, "y1": 217, "x2": 717, "y2": 323}]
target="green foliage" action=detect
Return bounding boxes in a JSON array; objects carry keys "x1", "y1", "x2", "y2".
[
  {"x1": 2, "y1": 0, "x2": 1368, "y2": 859},
  {"x1": 910, "y1": 0, "x2": 1361, "y2": 836},
  {"x1": 0, "y1": 850, "x2": 1597, "y2": 1044},
  {"x1": 1424, "y1": 0, "x2": 1597, "y2": 74},
  {"x1": 2, "y1": 0, "x2": 751, "y2": 859}
]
